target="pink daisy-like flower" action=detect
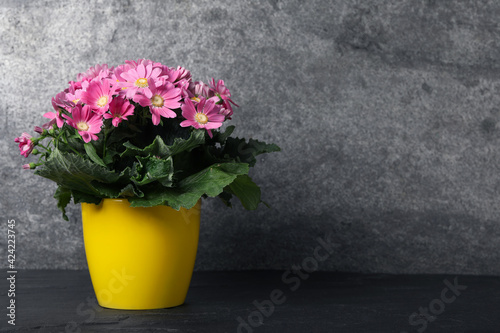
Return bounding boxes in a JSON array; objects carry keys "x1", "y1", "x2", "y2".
[
  {"x1": 77, "y1": 64, "x2": 113, "y2": 82},
  {"x1": 104, "y1": 97, "x2": 135, "y2": 127},
  {"x1": 41, "y1": 118, "x2": 57, "y2": 130},
  {"x1": 43, "y1": 111, "x2": 65, "y2": 128},
  {"x1": 117, "y1": 63, "x2": 162, "y2": 99},
  {"x1": 180, "y1": 98, "x2": 225, "y2": 138},
  {"x1": 183, "y1": 81, "x2": 213, "y2": 104},
  {"x1": 209, "y1": 79, "x2": 236, "y2": 102},
  {"x1": 14, "y1": 133, "x2": 34, "y2": 157},
  {"x1": 80, "y1": 79, "x2": 116, "y2": 114},
  {"x1": 52, "y1": 90, "x2": 72, "y2": 111},
  {"x1": 64, "y1": 82, "x2": 87, "y2": 107},
  {"x1": 192, "y1": 81, "x2": 212, "y2": 99},
  {"x1": 209, "y1": 78, "x2": 239, "y2": 119},
  {"x1": 63, "y1": 105, "x2": 103, "y2": 143},
  {"x1": 112, "y1": 64, "x2": 129, "y2": 82},
  {"x1": 134, "y1": 80, "x2": 182, "y2": 125},
  {"x1": 159, "y1": 66, "x2": 191, "y2": 85},
  {"x1": 219, "y1": 108, "x2": 232, "y2": 118},
  {"x1": 176, "y1": 66, "x2": 192, "y2": 82},
  {"x1": 46, "y1": 91, "x2": 71, "y2": 128},
  {"x1": 125, "y1": 59, "x2": 162, "y2": 70}
]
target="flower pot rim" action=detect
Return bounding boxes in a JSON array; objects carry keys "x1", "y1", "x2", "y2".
[{"x1": 82, "y1": 198, "x2": 202, "y2": 208}]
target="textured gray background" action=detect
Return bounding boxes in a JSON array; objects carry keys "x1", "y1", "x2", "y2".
[{"x1": 2, "y1": 0, "x2": 500, "y2": 274}]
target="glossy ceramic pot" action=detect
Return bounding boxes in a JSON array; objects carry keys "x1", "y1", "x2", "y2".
[{"x1": 81, "y1": 199, "x2": 201, "y2": 309}]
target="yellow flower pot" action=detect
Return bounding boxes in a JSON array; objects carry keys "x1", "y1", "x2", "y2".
[{"x1": 81, "y1": 199, "x2": 201, "y2": 310}]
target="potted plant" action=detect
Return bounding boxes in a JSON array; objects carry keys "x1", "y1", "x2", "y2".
[{"x1": 14, "y1": 59, "x2": 280, "y2": 309}]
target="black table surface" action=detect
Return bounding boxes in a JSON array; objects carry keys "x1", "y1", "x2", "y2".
[{"x1": 1, "y1": 270, "x2": 499, "y2": 332}]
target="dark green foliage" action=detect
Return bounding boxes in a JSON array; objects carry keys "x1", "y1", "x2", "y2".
[{"x1": 34, "y1": 116, "x2": 280, "y2": 220}]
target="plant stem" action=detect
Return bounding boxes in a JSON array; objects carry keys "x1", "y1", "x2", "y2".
[{"x1": 62, "y1": 130, "x2": 84, "y2": 159}]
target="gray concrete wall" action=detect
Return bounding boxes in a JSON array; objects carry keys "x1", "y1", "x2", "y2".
[{"x1": 2, "y1": 0, "x2": 500, "y2": 274}]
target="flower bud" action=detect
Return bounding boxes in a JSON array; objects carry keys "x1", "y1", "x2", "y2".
[
  {"x1": 14, "y1": 133, "x2": 34, "y2": 157},
  {"x1": 22, "y1": 163, "x2": 36, "y2": 170}
]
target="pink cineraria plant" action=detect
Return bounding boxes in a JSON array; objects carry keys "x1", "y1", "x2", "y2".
[{"x1": 14, "y1": 59, "x2": 280, "y2": 220}]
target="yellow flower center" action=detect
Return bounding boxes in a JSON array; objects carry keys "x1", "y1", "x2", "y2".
[
  {"x1": 191, "y1": 96, "x2": 201, "y2": 103},
  {"x1": 195, "y1": 113, "x2": 208, "y2": 125},
  {"x1": 135, "y1": 78, "x2": 148, "y2": 88},
  {"x1": 73, "y1": 99, "x2": 80, "y2": 104},
  {"x1": 152, "y1": 94, "x2": 164, "y2": 107},
  {"x1": 97, "y1": 96, "x2": 108, "y2": 107},
  {"x1": 76, "y1": 122, "x2": 89, "y2": 131}
]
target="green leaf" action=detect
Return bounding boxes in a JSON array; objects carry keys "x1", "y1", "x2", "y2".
[
  {"x1": 179, "y1": 163, "x2": 249, "y2": 196},
  {"x1": 118, "y1": 184, "x2": 144, "y2": 198},
  {"x1": 121, "y1": 136, "x2": 170, "y2": 158},
  {"x1": 168, "y1": 129, "x2": 205, "y2": 156},
  {"x1": 129, "y1": 162, "x2": 249, "y2": 209},
  {"x1": 90, "y1": 182, "x2": 144, "y2": 198},
  {"x1": 229, "y1": 174, "x2": 261, "y2": 210},
  {"x1": 71, "y1": 189, "x2": 102, "y2": 205},
  {"x1": 129, "y1": 187, "x2": 187, "y2": 210},
  {"x1": 222, "y1": 137, "x2": 281, "y2": 167},
  {"x1": 211, "y1": 125, "x2": 235, "y2": 144},
  {"x1": 102, "y1": 148, "x2": 119, "y2": 165},
  {"x1": 120, "y1": 131, "x2": 205, "y2": 159},
  {"x1": 131, "y1": 156, "x2": 174, "y2": 187},
  {"x1": 54, "y1": 186, "x2": 72, "y2": 221},
  {"x1": 35, "y1": 148, "x2": 122, "y2": 196},
  {"x1": 84, "y1": 142, "x2": 107, "y2": 167}
]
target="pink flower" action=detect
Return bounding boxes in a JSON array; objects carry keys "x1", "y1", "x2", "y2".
[
  {"x1": 52, "y1": 90, "x2": 72, "y2": 111},
  {"x1": 63, "y1": 105, "x2": 103, "y2": 143},
  {"x1": 209, "y1": 79, "x2": 236, "y2": 103},
  {"x1": 176, "y1": 66, "x2": 192, "y2": 82},
  {"x1": 112, "y1": 64, "x2": 129, "y2": 82},
  {"x1": 180, "y1": 98, "x2": 225, "y2": 138},
  {"x1": 117, "y1": 63, "x2": 162, "y2": 99},
  {"x1": 80, "y1": 79, "x2": 116, "y2": 114},
  {"x1": 34, "y1": 126, "x2": 44, "y2": 134},
  {"x1": 64, "y1": 82, "x2": 86, "y2": 106},
  {"x1": 134, "y1": 80, "x2": 182, "y2": 125},
  {"x1": 219, "y1": 108, "x2": 232, "y2": 118},
  {"x1": 183, "y1": 81, "x2": 213, "y2": 104},
  {"x1": 104, "y1": 97, "x2": 135, "y2": 127},
  {"x1": 159, "y1": 66, "x2": 191, "y2": 85},
  {"x1": 125, "y1": 59, "x2": 162, "y2": 70},
  {"x1": 47, "y1": 91, "x2": 72, "y2": 128},
  {"x1": 44, "y1": 111, "x2": 65, "y2": 128},
  {"x1": 22, "y1": 163, "x2": 32, "y2": 170},
  {"x1": 77, "y1": 64, "x2": 113, "y2": 81},
  {"x1": 209, "y1": 78, "x2": 238, "y2": 119},
  {"x1": 68, "y1": 80, "x2": 87, "y2": 91},
  {"x1": 14, "y1": 133, "x2": 34, "y2": 157},
  {"x1": 41, "y1": 118, "x2": 57, "y2": 130},
  {"x1": 192, "y1": 81, "x2": 212, "y2": 99}
]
